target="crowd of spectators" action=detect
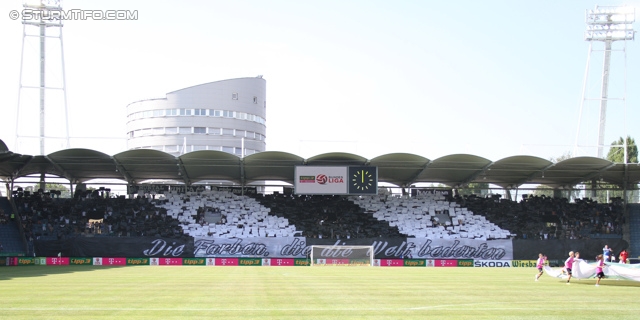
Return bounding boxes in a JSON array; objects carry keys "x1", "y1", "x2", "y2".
[
  {"x1": 454, "y1": 194, "x2": 625, "y2": 240},
  {"x1": 0, "y1": 207, "x2": 9, "y2": 224},
  {"x1": 12, "y1": 188, "x2": 188, "y2": 243},
  {"x1": 254, "y1": 193, "x2": 403, "y2": 239},
  {"x1": 6, "y1": 187, "x2": 627, "y2": 244}
]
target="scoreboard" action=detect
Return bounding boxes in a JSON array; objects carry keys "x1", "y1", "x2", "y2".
[{"x1": 294, "y1": 166, "x2": 378, "y2": 195}]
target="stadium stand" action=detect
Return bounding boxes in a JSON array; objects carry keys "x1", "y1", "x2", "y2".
[
  {"x1": 629, "y1": 204, "x2": 640, "y2": 258},
  {"x1": 0, "y1": 197, "x2": 24, "y2": 254},
  {"x1": 7, "y1": 187, "x2": 627, "y2": 249},
  {"x1": 155, "y1": 189, "x2": 300, "y2": 238},
  {"x1": 349, "y1": 192, "x2": 512, "y2": 240},
  {"x1": 452, "y1": 194, "x2": 624, "y2": 240},
  {"x1": 13, "y1": 190, "x2": 187, "y2": 242},
  {"x1": 254, "y1": 193, "x2": 402, "y2": 239}
]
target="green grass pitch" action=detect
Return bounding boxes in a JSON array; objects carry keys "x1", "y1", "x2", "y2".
[{"x1": 1, "y1": 266, "x2": 639, "y2": 319}]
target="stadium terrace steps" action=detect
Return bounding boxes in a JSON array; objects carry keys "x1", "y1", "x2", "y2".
[
  {"x1": 628, "y1": 204, "x2": 640, "y2": 257},
  {"x1": 0, "y1": 223, "x2": 24, "y2": 253},
  {"x1": 0, "y1": 198, "x2": 26, "y2": 255}
]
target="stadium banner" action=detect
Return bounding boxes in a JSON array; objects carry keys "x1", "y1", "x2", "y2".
[
  {"x1": 457, "y1": 259, "x2": 474, "y2": 267},
  {"x1": 46, "y1": 257, "x2": 70, "y2": 266},
  {"x1": 263, "y1": 258, "x2": 295, "y2": 266},
  {"x1": 215, "y1": 186, "x2": 257, "y2": 196},
  {"x1": 425, "y1": 260, "x2": 435, "y2": 267},
  {"x1": 404, "y1": 259, "x2": 426, "y2": 267},
  {"x1": 410, "y1": 188, "x2": 453, "y2": 197},
  {"x1": 239, "y1": 258, "x2": 262, "y2": 266},
  {"x1": 155, "y1": 258, "x2": 183, "y2": 265},
  {"x1": 17, "y1": 257, "x2": 36, "y2": 266},
  {"x1": 182, "y1": 258, "x2": 206, "y2": 266},
  {"x1": 294, "y1": 166, "x2": 347, "y2": 195},
  {"x1": 34, "y1": 257, "x2": 46, "y2": 265},
  {"x1": 193, "y1": 236, "x2": 307, "y2": 258},
  {"x1": 100, "y1": 257, "x2": 127, "y2": 266},
  {"x1": 511, "y1": 260, "x2": 538, "y2": 268},
  {"x1": 126, "y1": 257, "x2": 150, "y2": 266},
  {"x1": 33, "y1": 237, "x2": 513, "y2": 259},
  {"x1": 69, "y1": 257, "x2": 93, "y2": 265},
  {"x1": 0, "y1": 257, "x2": 6, "y2": 266},
  {"x1": 128, "y1": 185, "x2": 258, "y2": 196},
  {"x1": 315, "y1": 258, "x2": 351, "y2": 265},
  {"x1": 205, "y1": 258, "x2": 216, "y2": 266},
  {"x1": 474, "y1": 260, "x2": 512, "y2": 267},
  {"x1": 435, "y1": 259, "x2": 458, "y2": 267},
  {"x1": 7, "y1": 257, "x2": 18, "y2": 266},
  {"x1": 34, "y1": 237, "x2": 194, "y2": 258},
  {"x1": 215, "y1": 258, "x2": 239, "y2": 266},
  {"x1": 294, "y1": 258, "x2": 310, "y2": 266},
  {"x1": 378, "y1": 259, "x2": 404, "y2": 267},
  {"x1": 407, "y1": 239, "x2": 512, "y2": 260}
]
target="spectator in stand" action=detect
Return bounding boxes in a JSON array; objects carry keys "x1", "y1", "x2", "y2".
[
  {"x1": 0, "y1": 242, "x2": 3, "y2": 252},
  {"x1": 595, "y1": 254, "x2": 605, "y2": 287},
  {"x1": 535, "y1": 253, "x2": 546, "y2": 281},
  {"x1": 603, "y1": 245, "x2": 613, "y2": 262},
  {"x1": 618, "y1": 249, "x2": 629, "y2": 264}
]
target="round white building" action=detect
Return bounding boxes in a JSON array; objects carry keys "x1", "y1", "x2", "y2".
[{"x1": 126, "y1": 77, "x2": 266, "y2": 157}]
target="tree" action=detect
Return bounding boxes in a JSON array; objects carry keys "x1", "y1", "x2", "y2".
[
  {"x1": 590, "y1": 136, "x2": 639, "y2": 203},
  {"x1": 606, "y1": 136, "x2": 638, "y2": 164},
  {"x1": 533, "y1": 151, "x2": 579, "y2": 200},
  {"x1": 550, "y1": 151, "x2": 572, "y2": 163},
  {"x1": 29, "y1": 183, "x2": 70, "y2": 197},
  {"x1": 458, "y1": 182, "x2": 489, "y2": 197},
  {"x1": 40, "y1": 183, "x2": 69, "y2": 192}
]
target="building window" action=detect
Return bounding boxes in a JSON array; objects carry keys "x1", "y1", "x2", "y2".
[
  {"x1": 208, "y1": 127, "x2": 220, "y2": 135},
  {"x1": 232, "y1": 93, "x2": 238, "y2": 100},
  {"x1": 152, "y1": 127, "x2": 164, "y2": 135},
  {"x1": 194, "y1": 109, "x2": 207, "y2": 116},
  {"x1": 212, "y1": 110, "x2": 221, "y2": 117},
  {"x1": 253, "y1": 96, "x2": 257, "y2": 104},
  {"x1": 222, "y1": 128, "x2": 234, "y2": 136},
  {"x1": 153, "y1": 110, "x2": 164, "y2": 117},
  {"x1": 165, "y1": 127, "x2": 178, "y2": 134},
  {"x1": 179, "y1": 127, "x2": 192, "y2": 134},
  {"x1": 236, "y1": 130, "x2": 245, "y2": 137},
  {"x1": 166, "y1": 109, "x2": 178, "y2": 116},
  {"x1": 194, "y1": 127, "x2": 206, "y2": 134},
  {"x1": 180, "y1": 109, "x2": 192, "y2": 116},
  {"x1": 223, "y1": 110, "x2": 234, "y2": 118},
  {"x1": 222, "y1": 146, "x2": 234, "y2": 154},
  {"x1": 193, "y1": 145, "x2": 206, "y2": 151}
]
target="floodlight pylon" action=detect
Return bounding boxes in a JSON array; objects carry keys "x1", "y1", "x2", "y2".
[
  {"x1": 15, "y1": 0, "x2": 70, "y2": 155},
  {"x1": 573, "y1": 5, "x2": 635, "y2": 160}
]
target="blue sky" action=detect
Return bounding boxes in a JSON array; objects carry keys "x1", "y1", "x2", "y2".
[{"x1": 0, "y1": 0, "x2": 638, "y2": 162}]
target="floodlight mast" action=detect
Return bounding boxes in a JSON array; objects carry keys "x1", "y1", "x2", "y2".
[
  {"x1": 15, "y1": 0, "x2": 71, "y2": 155},
  {"x1": 574, "y1": 5, "x2": 635, "y2": 160}
]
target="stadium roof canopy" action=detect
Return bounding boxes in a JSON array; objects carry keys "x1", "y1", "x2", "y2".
[{"x1": 1, "y1": 139, "x2": 639, "y2": 189}]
